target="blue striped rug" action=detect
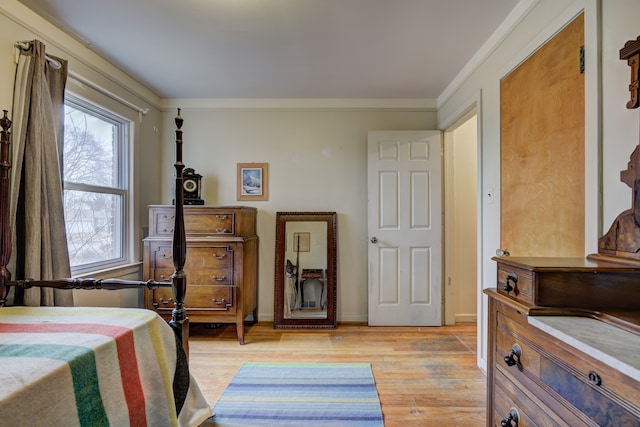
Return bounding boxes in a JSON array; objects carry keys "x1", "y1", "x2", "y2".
[{"x1": 205, "y1": 362, "x2": 384, "y2": 427}]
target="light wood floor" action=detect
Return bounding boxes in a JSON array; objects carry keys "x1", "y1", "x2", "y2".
[{"x1": 188, "y1": 322, "x2": 486, "y2": 427}]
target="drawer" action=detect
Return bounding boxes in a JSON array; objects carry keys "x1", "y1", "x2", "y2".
[
  {"x1": 496, "y1": 311, "x2": 640, "y2": 426},
  {"x1": 150, "y1": 245, "x2": 234, "y2": 270},
  {"x1": 151, "y1": 285, "x2": 235, "y2": 312},
  {"x1": 154, "y1": 212, "x2": 175, "y2": 234},
  {"x1": 154, "y1": 268, "x2": 233, "y2": 286},
  {"x1": 493, "y1": 369, "x2": 582, "y2": 427},
  {"x1": 151, "y1": 209, "x2": 236, "y2": 236},
  {"x1": 497, "y1": 264, "x2": 533, "y2": 304}
]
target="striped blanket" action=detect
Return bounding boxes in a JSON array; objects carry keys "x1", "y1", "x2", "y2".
[{"x1": 0, "y1": 306, "x2": 212, "y2": 427}]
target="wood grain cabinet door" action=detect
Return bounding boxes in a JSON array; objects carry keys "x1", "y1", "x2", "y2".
[{"x1": 501, "y1": 13, "x2": 585, "y2": 257}]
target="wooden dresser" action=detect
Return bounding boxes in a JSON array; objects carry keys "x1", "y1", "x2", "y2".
[
  {"x1": 485, "y1": 256, "x2": 640, "y2": 426},
  {"x1": 143, "y1": 205, "x2": 258, "y2": 344}
]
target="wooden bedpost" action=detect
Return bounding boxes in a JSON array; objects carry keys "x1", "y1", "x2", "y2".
[
  {"x1": 0, "y1": 111, "x2": 12, "y2": 307},
  {"x1": 170, "y1": 108, "x2": 189, "y2": 356}
]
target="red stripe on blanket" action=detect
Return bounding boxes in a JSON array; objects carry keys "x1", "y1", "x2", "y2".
[{"x1": 0, "y1": 322, "x2": 147, "y2": 426}]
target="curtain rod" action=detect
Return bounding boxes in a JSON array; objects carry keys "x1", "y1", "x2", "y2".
[
  {"x1": 14, "y1": 41, "x2": 61, "y2": 69},
  {"x1": 67, "y1": 71, "x2": 150, "y2": 119},
  {"x1": 14, "y1": 41, "x2": 149, "y2": 120}
]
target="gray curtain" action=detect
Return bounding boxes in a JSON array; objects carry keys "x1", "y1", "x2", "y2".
[{"x1": 9, "y1": 40, "x2": 73, "y2": 306}]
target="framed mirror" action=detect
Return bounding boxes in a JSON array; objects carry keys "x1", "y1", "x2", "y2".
[{"x1": 273, "y1": 212, "x2": 337, "y2": 329}]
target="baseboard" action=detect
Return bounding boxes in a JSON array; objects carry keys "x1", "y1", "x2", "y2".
[{"x1": 455, "y1": 314, "x2": 477, "y2": 323}]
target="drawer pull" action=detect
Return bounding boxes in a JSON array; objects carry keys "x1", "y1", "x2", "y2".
[
  {"x1": 212, "y1": 275, "x2": 227, "y2": 281},
  {"x1": 214, "y1": 228, "x2": 229, "y2": 233},
  {"x1": 162, "y1": 214, "x2": 175, "y2": 220},
  {"x1": 215, "y1": 215, "x2": 229, "y2": 220},
  {"x1": 159, "y1": 274, "x2": 167, "y2": 280},
  {"x1": 212, "y1": 253, "x2": 227, "y2": 260},
  {"x1": 161, "y1": 228, "x2": 174, "y2": 233},
  {"x1": 588, "y1": 371, "x2": 602, "y2": 386},
  {"x1": 500, "y1": 408, "x2": 519, "y2": 427},
  {"x1": 503, "y1": 273, "x2": 517, "y2": 294},
  {"x1": 159, "y1": 297, "x2": 173, "y2": 305},
  {"x1": 211, "y1": 298, "x2": 226, "y2": 304},
  {"x1": 504, "y1": 344, "x2": 522, "y2": 367}
]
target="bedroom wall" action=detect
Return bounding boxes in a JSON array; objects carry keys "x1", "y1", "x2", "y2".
[
  {"x1": 438, "y1": 0, "x2": 640, "y2": 369},
  {"x1": 156, "y1": 106, "x2": 437, "y2": 322}
]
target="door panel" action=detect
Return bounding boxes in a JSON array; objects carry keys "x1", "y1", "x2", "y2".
[
  {"x1": 368, "y1": 130, "x2": 442, "y2": 326},
  {"x1": 500, "y1": 13, "x2": 585, "y2": 257}
]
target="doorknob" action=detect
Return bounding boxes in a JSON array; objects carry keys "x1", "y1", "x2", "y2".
[{"x1": 370, "y1": 237, "x2": 378, "y2": 244}]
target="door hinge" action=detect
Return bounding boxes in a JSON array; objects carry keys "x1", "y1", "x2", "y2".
[{"x1": 580, "y1": 45, "x2": 585, "y2": 74}]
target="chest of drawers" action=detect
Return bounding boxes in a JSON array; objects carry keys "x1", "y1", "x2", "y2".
[
  {"x1": 143, "y1": 205, "x2": 258, "y2": 344},
  {"x1": 486, "y1": 257, "x2": 640, "y2": 426}
]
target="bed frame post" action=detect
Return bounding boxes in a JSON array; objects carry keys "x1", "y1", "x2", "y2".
[
  {"x1": 0, "y1": 111, "x2": 12, "y2": 307},
  {"x1": 170, "y1": 109, "x2": 189, "y2": 356}
]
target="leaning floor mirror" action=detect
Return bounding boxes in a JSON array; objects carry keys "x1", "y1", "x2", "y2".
[{"x1": 273, "y1": 212, "x2": 337, "y2": 329}]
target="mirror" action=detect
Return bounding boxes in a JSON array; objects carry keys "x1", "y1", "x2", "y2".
[{"x1": 274, "y1": 212, "x2": 337, "y2": 329}]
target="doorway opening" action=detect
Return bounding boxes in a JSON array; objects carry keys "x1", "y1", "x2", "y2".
[{"x1": 443, "y1": 113, "x2": 478, "y2": 326}]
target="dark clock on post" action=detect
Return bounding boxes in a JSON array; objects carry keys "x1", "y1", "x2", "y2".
[{"x1": 182, "y1": 167, "x2": 204, "y2": 205}]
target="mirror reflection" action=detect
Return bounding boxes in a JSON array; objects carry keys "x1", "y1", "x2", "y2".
[
  {"x1": 274, "y1": 212, "x2": 337, "y2": 329},
  {"x1": 284, "y1": 221, "x2": 327, "y2": 319}
]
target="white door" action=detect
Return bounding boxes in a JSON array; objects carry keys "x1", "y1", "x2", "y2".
[{"x1": 367, "y1": 130, "x2": 442, "y2": 326}]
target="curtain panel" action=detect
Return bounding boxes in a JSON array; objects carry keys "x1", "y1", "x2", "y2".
[{"x1": 9, "y1": 40, "x2": 72, "y2": 306}]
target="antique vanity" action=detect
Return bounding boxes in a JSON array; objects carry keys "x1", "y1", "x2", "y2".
[{"x1": 484, "y1": 38, "x2": 640, "y2": 426}]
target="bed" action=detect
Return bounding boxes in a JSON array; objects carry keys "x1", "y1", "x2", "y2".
[{"x1": 0, "y1": 109, "x2": 212, "y2": 426}]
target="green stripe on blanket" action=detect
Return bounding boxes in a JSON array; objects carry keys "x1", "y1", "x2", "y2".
[{"x1": 0, "y1": 344, "x2": 107, "y2": 426}]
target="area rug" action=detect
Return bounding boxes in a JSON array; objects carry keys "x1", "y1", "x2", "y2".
[{"x1": 204, "y1": 362, "x2": 384, "y2": 427}]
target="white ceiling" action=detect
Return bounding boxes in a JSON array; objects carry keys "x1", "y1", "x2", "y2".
[{"x1": 17, "y1": 0, "x2": 520, "y2": 100}]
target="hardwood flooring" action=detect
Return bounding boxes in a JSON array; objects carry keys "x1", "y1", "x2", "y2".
[{"x1": 188, "y1": 322, "x2": 486, "y2": 426}]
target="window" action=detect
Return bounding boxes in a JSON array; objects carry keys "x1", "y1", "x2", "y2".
[{"x1": 63, "y1": 97, "x2": 129, "y2": 274}]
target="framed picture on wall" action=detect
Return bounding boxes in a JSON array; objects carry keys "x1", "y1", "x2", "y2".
[
  {"x1": 237, "y1": 162, "x2": 269, "y2": 201},
  {"x1": 292, "y1": 232, "x2": 310, "y2": 252}
]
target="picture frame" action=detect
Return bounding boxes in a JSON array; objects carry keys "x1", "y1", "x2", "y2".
[
  {"x1": 237, "y1": 162, "x2": 269, "y2": 201},
  {"x1": 292, "y1": 232, "x2": 310, "y2": 252}
]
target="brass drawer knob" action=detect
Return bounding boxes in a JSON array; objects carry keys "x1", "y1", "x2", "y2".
[
  {"x1": 212, "y1": 275, "x2": 227, "y2": 281},
  {"x1": 212, "y1": 253, "x2": 227, "y2": 260},
  {"x1": 159, "y1": 297, "x2": 173, "y2": 305},
  {"x1": 211, "y1": 298, "x2": 226, "y2": 305},
  {"x1": 504, "y1": 344, "x2": 522, "y2": 367},
  {"x1": 501, "y1": 408, "x2": 519, "y2": 427},
  {"x1": 214, "y1": 228, "x2": 229, "y2": 233}
]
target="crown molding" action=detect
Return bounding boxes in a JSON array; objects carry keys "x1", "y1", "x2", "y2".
[
  {"x1": 437, "y1": 0, "x2": 541, "y2": 108},
  {"x1": 161, "y1": 98, "x2": 437, "y2": 111}
]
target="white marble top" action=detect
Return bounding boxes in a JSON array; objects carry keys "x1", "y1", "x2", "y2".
[{"x1": 528, "y1": 316, "x2": 640, "y2": 383}]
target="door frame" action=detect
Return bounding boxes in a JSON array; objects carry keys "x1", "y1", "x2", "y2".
[{"x1": 439, "y1": 93, "x2": 484, "y2": 369}]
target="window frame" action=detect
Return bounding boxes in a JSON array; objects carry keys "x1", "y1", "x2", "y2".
[{"x1": 63, "y1": 93, "x2": 132, "y2": 276}]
